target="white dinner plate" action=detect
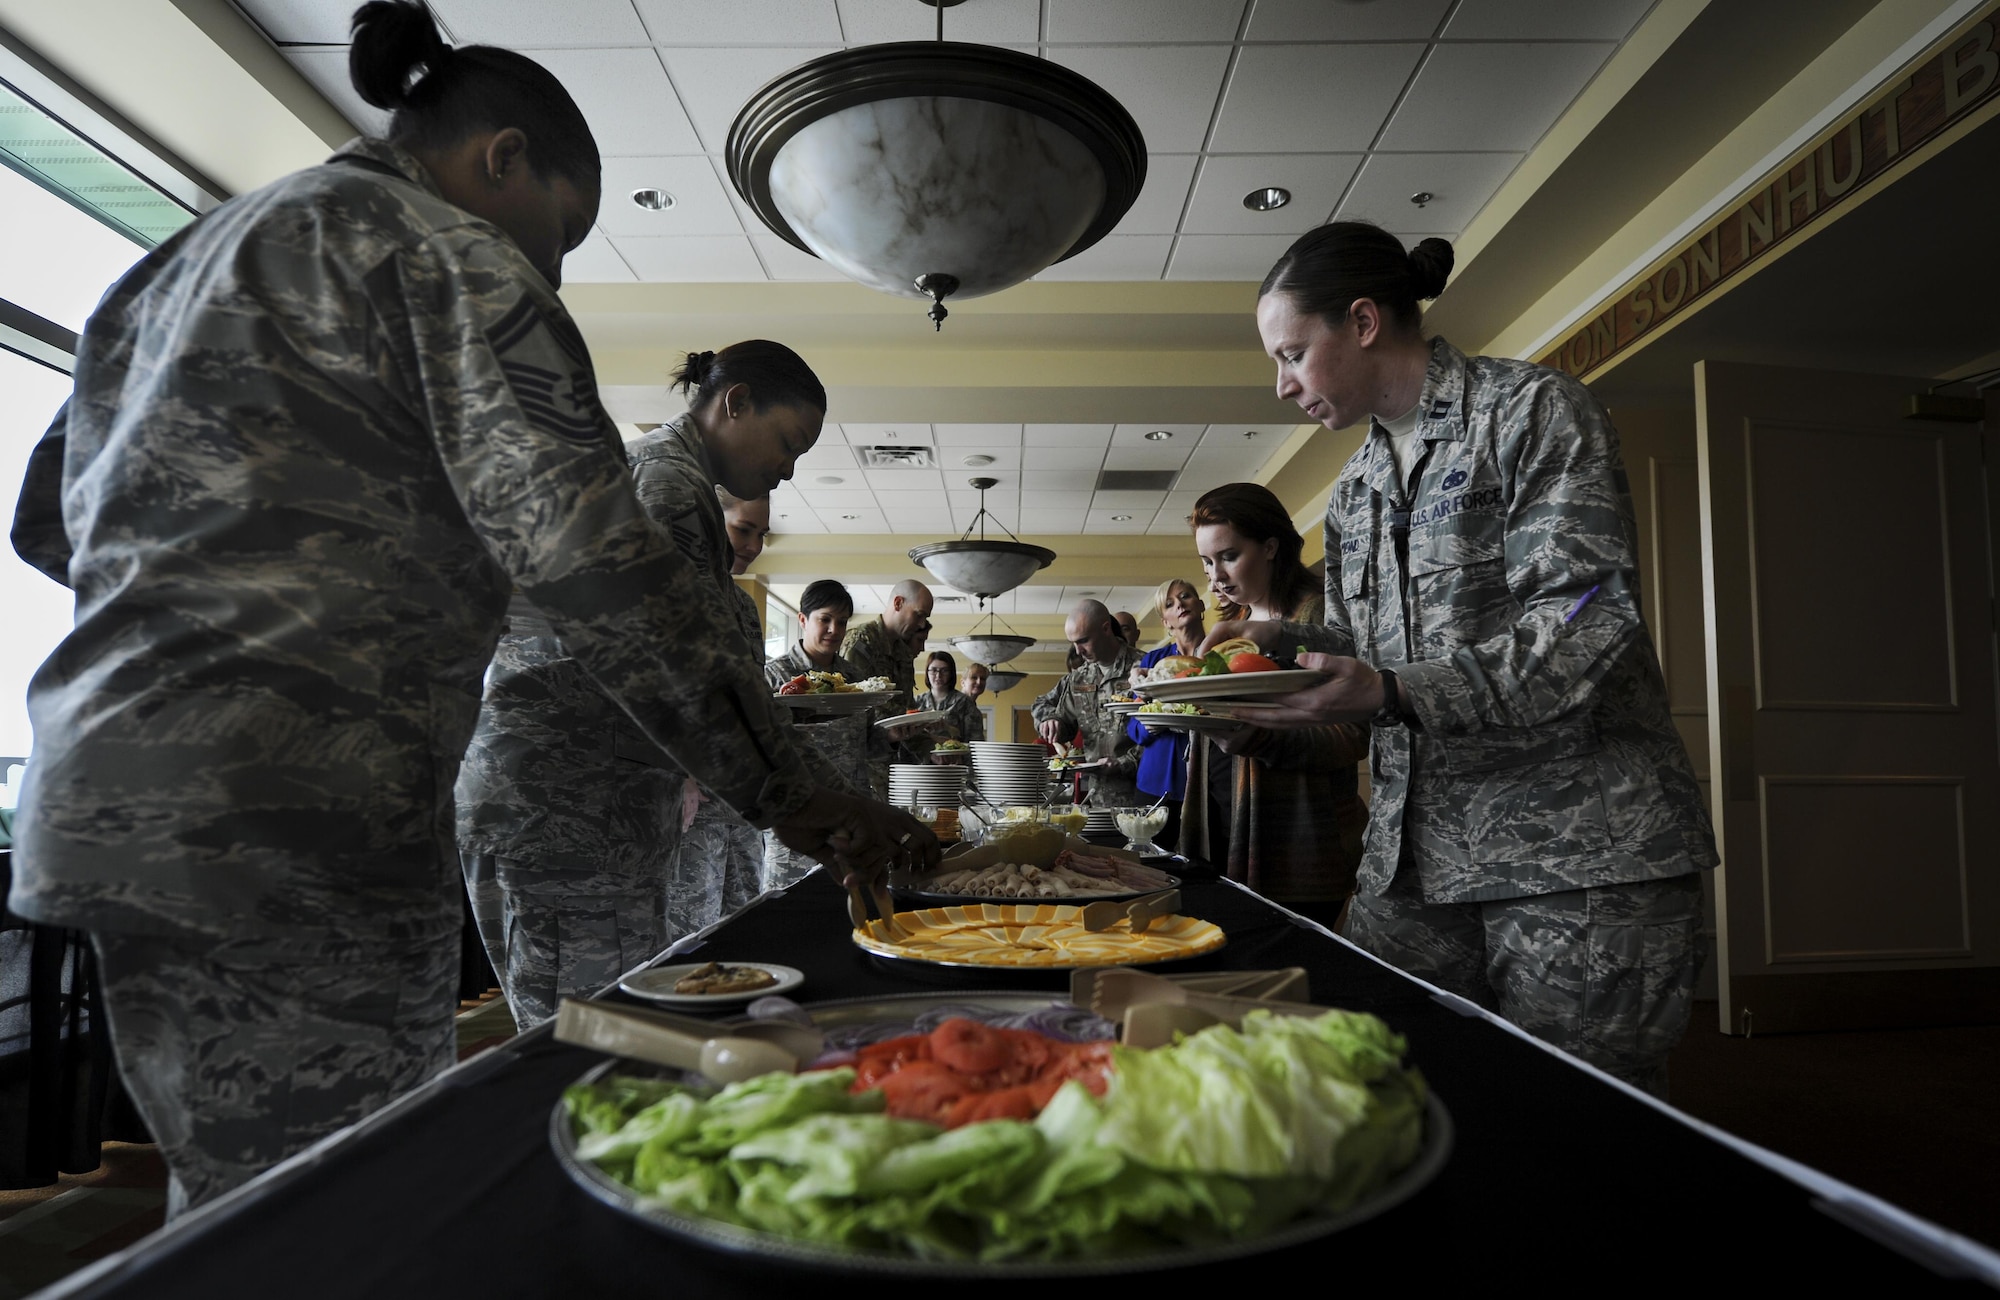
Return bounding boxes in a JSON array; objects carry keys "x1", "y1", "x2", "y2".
[
  {"x1": 618, "y1": 962, "x2": 805, "y2": 1006},
  {"x1": 875, "y1": 710, "x2": 945, "y2": 730},
  {"x1": 1134, "y1": 712, "x2": 1248, "y2": 733},
  {"x1": 1139, "y1": 670, "x2": 1327, "y2": 703}
]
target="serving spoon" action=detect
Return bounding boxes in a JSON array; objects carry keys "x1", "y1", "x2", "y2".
[{"x1": 554, "y1": 1000, "x2": 821, "y2": 1084}]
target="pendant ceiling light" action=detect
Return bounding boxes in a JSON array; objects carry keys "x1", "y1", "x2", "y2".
[
  {"x1": 726, "y1": 0, "x2": 1146, "y2": 328},
  {"x1": 908, "y1": 476, "x2": 1054, "y2": 599},
  {"x1": 984, "y1": 668, "x2": 1028, "y2": 694},
  {"x1": 948, "y1": 608, "x2": 1036, "y2": 666}
]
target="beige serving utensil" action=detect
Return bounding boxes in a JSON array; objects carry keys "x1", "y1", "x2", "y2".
[
  {"x1": 1079, "y1": 887, "x2": 1181, "y2": 933},
  {"x1": 554, "y1": 1000, "x2": 812, "y2": 1084},
  {"x1": 1069, "y1": 966, "x2": 1307, "y2": 1009},
  {"x1": 1122, "y1": 1001, "x2": 1222, "y2": 1049},
  {"x1": 1092, "y1": 968, "x2": 1327, "y2": 1030}
]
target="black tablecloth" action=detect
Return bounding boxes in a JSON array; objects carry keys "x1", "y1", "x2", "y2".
[{"x1": 50, "y1": 874, "x2": 1986, "y2": 1295}]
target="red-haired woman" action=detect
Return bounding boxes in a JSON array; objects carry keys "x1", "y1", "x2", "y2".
[{"x1": 1181, "y1": 483, "x2": 1367, "y2": 925}]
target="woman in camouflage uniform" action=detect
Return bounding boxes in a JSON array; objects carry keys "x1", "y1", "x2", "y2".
[
  {"x1": 1213, "y1": 222, "x2": 1716, "y2": 1094},
  {"x1": 763, "y1": 580, "x2": 872, "y2": 888},
  {"x1": 669, "y1": 486, "x2": 775, "y2": 937},
  {"x1": 458, "y1": 341, "x2": 844, "y2": 1024},
  {"x1": 8, "y1": 3, "x2": 930, "y2": 1213},
  {"x1": 916, "y1": 651, "x2": 986, "y2": 742}
]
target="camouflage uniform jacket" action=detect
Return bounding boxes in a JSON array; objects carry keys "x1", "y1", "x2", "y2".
[
  {"x1": 1031, "y1": 644, "x2": 1143, "y2": 800},
  {"x1": 9, "y1": 138, "x2": 813, "y2": 943},
  {"x1": 839, "y1": 618, "x2": 916, "y2": 709},
  {"x1": 917, "y1": 689, "x2": 985, "y2": 742},
  {"x1": 456, "y1": 416, "x2": 764, "y2": 878},
  {"x1": 1285, "y1": 337, "x2": 1716, "y2": 905}
]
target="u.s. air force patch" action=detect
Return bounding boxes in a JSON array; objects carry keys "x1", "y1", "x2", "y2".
[{"x1": 487, "y1": 295, "x2": 608, "y2": 446}]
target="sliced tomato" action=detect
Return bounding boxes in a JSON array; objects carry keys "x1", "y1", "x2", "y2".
[{"x1": 1227, "y1": 652, "x2": 1281, "y2": 673}]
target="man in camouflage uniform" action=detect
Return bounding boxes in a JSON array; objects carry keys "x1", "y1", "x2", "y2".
[
  {"x1": 1254, "y1": 337, "x2": 1717, "y2": 1094},
  {"x1": 1033, "y1": 600, "x2": 1142, "y2": 807},
  {"x1": 840, "y1": 579, "x2": 934, "y2": 798},
  {"x1": 7, "y1": 137, "x2": 914, "y2": 1211}
]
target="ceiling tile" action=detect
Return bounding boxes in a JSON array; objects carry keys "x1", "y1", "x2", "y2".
[
  {"x1": 596, "y1": 157, "x2": 744, "y2": 236},
  {"x1": 286, "y1": 50, "x2": 390, "y2": 136},
  {"x1": 801, "y1": 472, "x2": 863, "y2": 493},
  {"x1": 660, "y1": 46, "x2": 842, "y2": 150},
  {"x1": 1030, "y1": 490, "x2": 1097, "y2": 510},
  {"x1": 613, "y1": 235, "x2": 768, "y2": 280},
  {"x1": 1045, "y1": 46, "x2": 1234, "y2": 153},
  {"x1": 560, "y1": 231, "x2": 636, "y2": 283},
  {"x1": 932, "y1": 423, "x2": 1023, "y2": 446},
  {"x1": 1086, "y1": 510, "x2": 1152, "y2": 533},
  {"x1": 862, "y1": 467, "x2": 946, "y2": 491},
  {"x1": 1198, "y1": 424, "x2": 1293, "y2": 450},
  {"x1": 770, "y1": 510, "x2": 825, "y2": 532},
  {"x1": 1444, "y1": 0, "x2": 1655, "y2": 41},
  {"x1": 1173, "y1": 450, "x2": 1258, "y2": 494},
  {"x1": 236, "y1": 0, "x2": 359, "y2": 44},
  {"x1": 1020, "y1": 470, "x2": 1081, "y2": 492},
  {"x1": 1023, "y1": 444, "x2": 1110, "y2": 470},
  {"x1": 1016, "y1": 510, "x2": 1083, "y2": 535},
  {"x1": 1023, "y1": 424, "x2": 1113, "y2": 447},
  {"x1": 1165, "y1": 234, "x2": 1297, "y2": 281},
  {"x1": 794, "y1": 487, "x2": 877, "y2": 507},
  {"x1": 1102, "y1": 445, "x2": 1192, "y2": 471},
  {"x1": 633, "y1": 0, "x2": 844, "y2": 44},
  {"x1": 838, "y1": 423, "x2": 933, "y2": 445},
  {"x1": 792, "y1": 441, "x2": 856, "y2": 469},
  {"x1": 1112, "y1": 423, "x2": 1205, "y2": 448},
  {"x1": 836, "y1": 0, "x2": 1041, "y2": 43},
  {"x1": 822, "y1": 507, "x2": 889, "y2": 531},
  {"x1": 1011, "y1": 585, "x2": 1064, "y2": 612},
  {"x1": 1377, "y1": 43, "x2": 1615, "y2": 152},
  {"x1": 1148, "y1": 511, "x2": 1191, "y2": 535},
  {"x1": 1209, "y1": 44, "x2": 1424, "y2": 153},
  {"x1": 1335, "y1": 152, "x2": 1522, "y2": 235},
  {"x1": 597, "y1": 385, "x2": 682, "y2": 421},
  {"x1": 1245, "y1": 0, "x2": 1453, "y2": 41},
  {"x1": 523, "y1": 49, "x2": 704, "y2": 155},
  {"x1": 1091, "y1": 489, "x2": 1167, "y2": 510},
  {"x1": 749, "y1": 235, "x2": 846, "y2": 280},
  {"x1": 1108, "y1": 155, "x2": 1199, "y2": 236},
  {"x1": 1181, "y1": 153, "x2": 1361, "y2": 235},
  {"x1": 1046, "y1": 0, "x2": 1245, "y2": 42},
  {"x1": 939, "y1": 446, "x2": 1024, "y2": 473},
  {"x1": 1032, "y1": 235, "x2": 1172, "y2": 282},
  {"x1": 427, "y1": 0, "x2": 651, "y2": 44}
]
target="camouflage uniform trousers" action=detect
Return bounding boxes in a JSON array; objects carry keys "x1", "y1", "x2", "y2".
[
  {"x1": 1347, "y1": 869, "x2": 1706, "y2": 1097},
  {"x1": 668, "y1": 794, "x2": 767, "y2": 941},
  {"x1": 90, "y1": 929, "x2": 457, "y2": 1216},
  {"x1": 461, "y1": 853, "x2": 666, "y2": 1029}
]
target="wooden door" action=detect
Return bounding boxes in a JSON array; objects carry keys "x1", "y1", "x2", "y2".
[{"x1": 1697, "y1": 361, "x2": 2000, "y2": 1033}]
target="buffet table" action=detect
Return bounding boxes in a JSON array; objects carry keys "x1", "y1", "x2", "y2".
[{"x1": 40, "y1": 871, "x2": 2000, "y2": 1295}]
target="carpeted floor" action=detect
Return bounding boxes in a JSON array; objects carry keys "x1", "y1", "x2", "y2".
[{"x1": 1668, "y1": 1001, "x2": 2000, "y2": 1247}]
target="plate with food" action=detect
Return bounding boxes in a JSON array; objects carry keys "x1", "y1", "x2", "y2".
[
  {"x1": 620, "y1": 961, "x2": 805, "y2": 1006},
  {"x1": 774, "y1": 672, "x2": 896, "y2": 713},
  {"x1": 893, "y1": 843, "x2": 1179, "y2": 905},
  {"x1": 1132, "y1": 702, "x2": 1246, "y2": 733},
  {"x1": 1134, "y1": 639, "x2": 1326, "y2": 703},
  {"x1": 852, "y1": 902, "x2": 1225, "y2": 970},
  {"x1": 554, "y1": 989, "x2": 1449, "y2": 1276}
]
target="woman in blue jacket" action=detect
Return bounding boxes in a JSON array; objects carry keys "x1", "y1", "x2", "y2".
[{"x1": 1125, "y1": 578, "x2": 1207, "y2": 852}]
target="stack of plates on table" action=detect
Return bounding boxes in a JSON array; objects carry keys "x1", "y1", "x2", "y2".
[
  {"x1": 1081, "y1": 807, "x2": 1120, "y2": 836},
  {"x1": 969, "y1": 741, "x2": 1054, "y2": 807},
  {"x1": 887, "y1": 764, "x2": 967, "y2": 810}
]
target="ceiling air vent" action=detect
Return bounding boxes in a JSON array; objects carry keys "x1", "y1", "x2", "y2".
[
  {"x1": 855, "y1": 445, "x2": 938, "y2": 468},
  {"x1": 1095, "y1": 469, "x2": 1179, "y2": 492}
]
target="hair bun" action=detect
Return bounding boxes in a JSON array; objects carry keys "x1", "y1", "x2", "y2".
[
  {"x1": 1407, "y1": 238, "x2": 1455, "y2": 300},
  {"x1": 348, "y1": 1, "x2": 451, "y2": 111}
]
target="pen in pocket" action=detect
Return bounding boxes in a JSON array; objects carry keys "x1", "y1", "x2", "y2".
[{"x1": 1563, "y1": 585, "x2": 1602, "y2": 623}]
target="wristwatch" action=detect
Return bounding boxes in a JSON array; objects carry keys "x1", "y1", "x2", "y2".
[{"x1": 1372, "y1": 668, "x2": 1405, "y2": 728}]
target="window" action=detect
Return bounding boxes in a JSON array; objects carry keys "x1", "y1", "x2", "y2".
[{"x1": 0, "y1": 57, "x2": 207, "y2": 764}]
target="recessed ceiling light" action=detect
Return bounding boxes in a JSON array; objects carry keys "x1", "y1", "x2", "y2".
[
  {"x1": 1410, "y1": 191, "x2": 1433, "y2": 208},
  {"x1": 1143, "y1": 429, "x2": 1173, "y2": 441},
  {"x1": 962, "y1": 454, "x2": 995, "y2": 467},
  {"x1": 840, "y1": 513, "x2": 860, "y2": 520},
  {"x1": 1109, "y1": 514, "x2": 1133, "y2": 521},
  {"x1": 816, "y1": 475, "x2": 845, "y2": 485},
  {"x1": 630, "y1": 188, "x2": 676, "y2": 210},
  {"x1": 1243, "y1": 430, "x2": 1261, "y2": 439},
  {"x1": 1243, "y1": 187, "x2": 1291, "y2": 212}
]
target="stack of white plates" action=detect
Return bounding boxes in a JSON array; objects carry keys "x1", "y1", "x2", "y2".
[
  {"x1": 886, "y1": 764, "x2": 967, "y2": 810},
  {"x1": 1082, "y1": 807, "x2": 1120, "y2": 836},
  {"x1": 969, "y1": 741, "x2": 1054, "y2": 807}
]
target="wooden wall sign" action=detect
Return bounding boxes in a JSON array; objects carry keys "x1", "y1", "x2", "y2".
[{"x1": 1538, "y1": 2, "x2": 2000, "y2": 380}]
